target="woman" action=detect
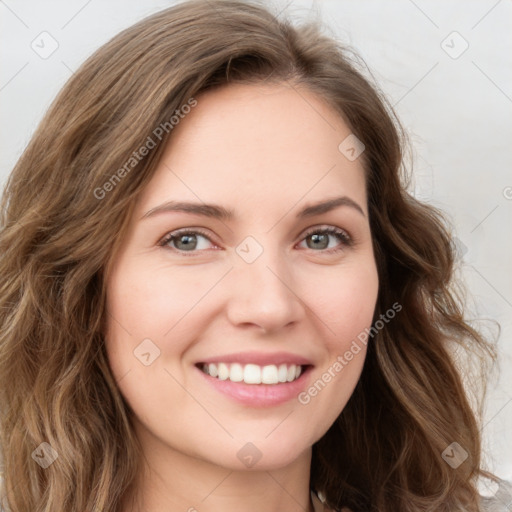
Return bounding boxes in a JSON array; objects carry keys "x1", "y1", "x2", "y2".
[{"x1": 0, "y1": 1, "x2": 510, "y2": 511}]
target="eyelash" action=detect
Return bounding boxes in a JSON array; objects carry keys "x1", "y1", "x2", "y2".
[{"x1": 158, "y1": 226, "x2": 353, "y2": 257}]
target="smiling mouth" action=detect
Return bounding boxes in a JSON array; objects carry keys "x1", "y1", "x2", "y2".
[{"x1": 196, "y1": 362, "x2": 308, "y2": 385}]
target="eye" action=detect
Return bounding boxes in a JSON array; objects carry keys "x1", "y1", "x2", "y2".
[
  {"x1": 297, "y1": 226, "x2": 353, "y2": 253},
  {"x1": 158, "y1": 228, "x2": 217, "y2": 255},
  {"x1": 158, "y1": 225, "x2": 353, "y2": 256}
]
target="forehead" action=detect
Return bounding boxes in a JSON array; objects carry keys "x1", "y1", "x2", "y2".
[{"x1": 136, "y1": 82, "x2": 367, "y2": 218}]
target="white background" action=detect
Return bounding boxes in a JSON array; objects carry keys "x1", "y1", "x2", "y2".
[{"x1": 1, "y1": 0, "x2": 511, "y2": 486}]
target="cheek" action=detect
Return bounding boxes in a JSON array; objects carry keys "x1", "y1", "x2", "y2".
[
  {"x1": 103, "y1": 257, "x2": 223, "y2": 403},
  {"x1": 312, "y1": 258, "x2": 379, "y2": 346},
  {"x1": 103, "y1": 262, "x2": 194, "y2": 421},
  {"x1": 105, "y1": 259, "x2": 211, "y2": 344},
  {"x1": 298, "y1": 257, "x2": 378, "y2": 414}
]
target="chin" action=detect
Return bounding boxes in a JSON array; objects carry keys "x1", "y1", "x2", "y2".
[{"x1": 217, "y1": 437, "x2": 312, "y2": 472}]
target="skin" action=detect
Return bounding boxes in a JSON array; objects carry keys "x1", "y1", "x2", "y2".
[{"x1": 105, "y1": 81, "x2": 379, "y2": 512}]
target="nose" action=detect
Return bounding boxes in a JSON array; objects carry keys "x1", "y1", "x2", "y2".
[{"x1": 225, "y1": 244, "x2": 304, "y2": 333}]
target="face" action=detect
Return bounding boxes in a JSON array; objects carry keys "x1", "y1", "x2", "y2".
[{"x1": 104, "y1": 82, "x2": 379, "y2": 472}]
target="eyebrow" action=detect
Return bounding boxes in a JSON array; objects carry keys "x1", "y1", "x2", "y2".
[{"x1": 141, "y1": 195, "x2": 366, "y2": 221}]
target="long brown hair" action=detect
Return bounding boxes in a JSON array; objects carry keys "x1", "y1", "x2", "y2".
[{"x1": 0, "y1": 1, "x2": 498, "y2": 510}]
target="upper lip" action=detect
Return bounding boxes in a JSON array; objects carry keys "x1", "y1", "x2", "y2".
[{"x1": 197, "y1": 351, "x2": 313, "y2": 367}]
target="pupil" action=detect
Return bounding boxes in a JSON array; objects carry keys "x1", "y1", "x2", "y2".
[
  {"x1": 178, "y1": 234, "x2": 196, "y2": 250},
  {"x1": 310, "y1": 233, "x2": 327, "y2": 249}
]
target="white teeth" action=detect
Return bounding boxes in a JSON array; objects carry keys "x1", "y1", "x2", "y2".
[
  {"x1": 261, "y1": 365, "x2": 278, "y2": 384},
  {"x1": 277, "y1": 364, "x2": 288, "y2": 383},
  {"x1": 208, "y1": 363, "x2": 218, "y2": 378},
  {"x1": 218, "y1": 362, "x2": 229, "y2": 380},
  {"x1": 200, "y1": 362, "x2": 304, "y2": 385},
  {"x1": 230, "y1": 363, "x2": 244, "y2": 382},
  {"x1": 244, "y1": 364, "x2": 261, "y2": 384}
]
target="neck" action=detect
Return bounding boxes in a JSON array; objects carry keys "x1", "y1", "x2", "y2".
[{"x1": 120, "y1": 421, "x2": 315, "y2": 512}]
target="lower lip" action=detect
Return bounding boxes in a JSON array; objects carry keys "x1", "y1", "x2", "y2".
[{"x1": 196, "y1": 365, "x2": 312, "y2": 407}]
